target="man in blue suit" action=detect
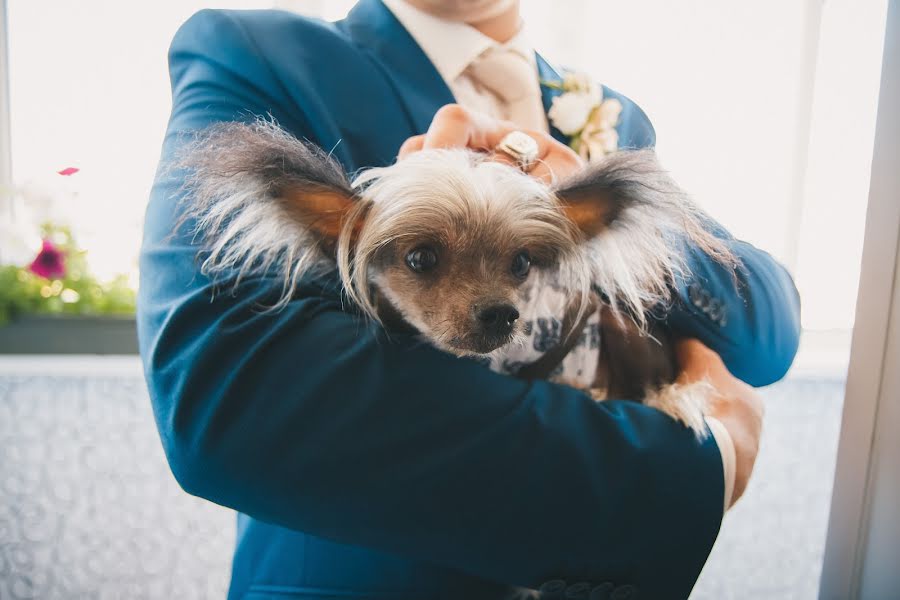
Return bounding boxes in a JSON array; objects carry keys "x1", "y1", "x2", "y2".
[{"x1": 138, "y1": 0, "x2": 801, "y2": 598}]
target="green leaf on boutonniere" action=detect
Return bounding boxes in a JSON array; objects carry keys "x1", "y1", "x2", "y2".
[{"x1": 539, "y1": 79, "x2": 565, "y2": 91}]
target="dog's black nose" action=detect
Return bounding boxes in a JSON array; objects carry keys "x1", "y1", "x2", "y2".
[{"x1": 476, "y1": 304, "x2": 520, "y2": 335}]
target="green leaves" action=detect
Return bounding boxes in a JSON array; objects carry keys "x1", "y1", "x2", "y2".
[{"x1": 0, "y1": 224, "x2": 136, "y2": 325}]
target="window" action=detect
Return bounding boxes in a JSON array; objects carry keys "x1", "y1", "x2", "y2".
[
  {"x1": 3, "y1": 0, "x2": 883, "y2": 333},
  {"x1": 4, "y1": 1, "x2": 276, "y2": 283}
]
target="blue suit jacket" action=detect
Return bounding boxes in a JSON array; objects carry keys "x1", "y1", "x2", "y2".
[{"x1": 138, "y1": 2, "x2": 801, "y2": 598}]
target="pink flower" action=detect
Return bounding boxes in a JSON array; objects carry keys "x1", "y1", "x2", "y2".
[
  {"x1": 28, "y1": 239, "x2": 66, "y2": 279},
  {"x1": 57, "y1": 167, "x2": 79, "y2": 176}
]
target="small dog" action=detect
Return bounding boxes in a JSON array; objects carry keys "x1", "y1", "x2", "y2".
[{"x1": 177, "y1": 120, "x2": 736, "y2": 436}]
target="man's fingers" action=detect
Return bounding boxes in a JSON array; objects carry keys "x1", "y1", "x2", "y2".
[
  {"x1": 420, "y1": 104, "x2": 482, "y2": 150},
  {"x1": 420, "y1": 106, "x2": 521, "y2": 152},
  {"x1": 675, "y1": 338, "x2": 716, "y2": 364},
  {"x1": 529, "y1": 145, "x2": 584, "y2": 184},
  {"x1": 397, "y1": 103, "x2": 585, "y2": 182},
  {"x1": 398, "y1": 135, "x2": 425, "y2": 158},
  {"x1": 482, "y1": 125, "x2": 546, "y2": 150},
  {"x1": 675, "y1": 338, "x2": 726, "y2": 383},
  {"x1": 487, "y1": 128, "x2": 583, "y2": 183},
  {"x1": 674, "y1": 337, "x2": 765, "y2": 507}
]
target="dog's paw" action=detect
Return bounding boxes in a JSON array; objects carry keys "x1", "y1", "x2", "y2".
[{"x1": 643, "y1": 381, "x2": 714, "y2": 439}]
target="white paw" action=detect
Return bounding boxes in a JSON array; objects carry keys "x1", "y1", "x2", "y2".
[{"x1": 643, "y1": 381, "x2": 714, "y2": 439}]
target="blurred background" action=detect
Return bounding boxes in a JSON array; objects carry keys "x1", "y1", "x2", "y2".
[{"x1": 0, "y1": 0, "x2": 892, "y2": 598}]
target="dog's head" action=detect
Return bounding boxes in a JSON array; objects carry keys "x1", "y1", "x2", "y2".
[
  {"x1": 180, "y1": 120, "x2": 733, "y2": 356},
  {"x1": 343, "y1": 150, "x2": 590, "y2": 354}
]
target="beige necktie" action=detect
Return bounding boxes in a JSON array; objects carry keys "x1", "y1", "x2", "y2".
[{"x1": 466, "y1": 47, "x2": 549, "y2": 133}]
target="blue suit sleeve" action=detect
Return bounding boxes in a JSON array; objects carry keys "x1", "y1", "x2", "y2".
[
  {"x1": 139, "y1": 10, "x2": 726, "y2": 597},
  {"x1": 611, "y1": 90, "x2": 801, "y2": 387},
  {"x1": 668, "y1": 234, "x2": 802, "y2": 387}
]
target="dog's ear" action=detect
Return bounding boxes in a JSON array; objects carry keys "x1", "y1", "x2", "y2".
[
  {"x1": 553, "y1": 150, "x2": 660, "y2": 238},
  {"x1": 178, "y1": 119, "x2": 362, "y2": 246},
  {"x1": 552, "y1": 149, "x2": 738, "y2": 331},
  {"x1": 554, "y1": 184, "x2": 626, "y2": 238},
  {"x1": 280, "y1": 185, "x2": 362, "y2": 248},
  {"x1": 175, "y1": 120, "x2": 366, "y2": 302}
]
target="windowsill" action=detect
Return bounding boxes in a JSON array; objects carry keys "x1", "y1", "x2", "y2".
[
  {"x1": 0, "y1": 315, "x2": 138, "y2": 354},
  {"x1": 786, "y1": 328, "x2": 852, "y2": 381},
  {"x1": 0, "y1": 328, "x2": 852, "y2": 383},
  {"x1": 0, "y1": 353, "x2": 142, "y2": 375}
]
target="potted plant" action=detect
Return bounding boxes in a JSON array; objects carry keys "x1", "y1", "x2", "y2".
[{"x1": 0, "y1": 171, "x2": 138, "y2": 354}]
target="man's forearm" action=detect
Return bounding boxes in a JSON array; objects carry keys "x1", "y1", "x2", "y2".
[
  {"x1": 668, "y1": 231, "x2": 801, "y2": 386},
  {"x1": 139, "y1": 253, "x2": 726, "y2": 596},
  {"x1": 706, "y1": 417, "x2": 736, "y2": 510}
]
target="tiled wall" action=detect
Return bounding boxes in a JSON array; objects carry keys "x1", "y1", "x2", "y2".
[{"x1": 0, "y1": 372, "x2": 234, "y2": 599}]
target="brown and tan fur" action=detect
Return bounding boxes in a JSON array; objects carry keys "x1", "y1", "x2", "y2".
[{"x1": 177, "y1": 119, "x2": 736, "y2": 436}]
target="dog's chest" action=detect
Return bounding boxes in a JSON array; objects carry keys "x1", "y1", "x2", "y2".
[{"x1": 488, "y1": 275, "x2": 601, "y2": 389}]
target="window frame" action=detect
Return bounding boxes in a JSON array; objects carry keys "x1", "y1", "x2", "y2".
[
  {"x1": 0, "y1": 0, "x2": 12, "y2": 215},
  {"x1": 0, "y1": 0, "x2": 138, "y2": 354},
  {"x1": 819, "y1": 1, "x2": 900, "y2": 596}
]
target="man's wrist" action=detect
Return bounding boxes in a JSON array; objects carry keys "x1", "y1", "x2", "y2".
[{"x1": 705, "y1": 416, "x2": 736, "y2": 513}]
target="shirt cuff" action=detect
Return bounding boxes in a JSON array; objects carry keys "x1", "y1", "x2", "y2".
[{"x1": 705, "y1": 416, "x2": 736, "y2": 513}]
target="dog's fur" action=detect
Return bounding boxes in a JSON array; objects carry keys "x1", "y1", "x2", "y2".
[{"x1": 176, "y1": 119, "x2": 736, "y2": 436}]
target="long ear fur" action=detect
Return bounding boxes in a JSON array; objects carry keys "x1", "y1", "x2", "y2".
[
  {"x1": 175, "y1": 119, "x2": 361, "y2": 306},
  {"x1": 554, "y1": 149, "x2": 737, "y2": 327}
]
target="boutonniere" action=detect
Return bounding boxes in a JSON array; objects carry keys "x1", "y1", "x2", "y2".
[{"x1": 545, "y1": 72, "x2": 622, "y2": 162}]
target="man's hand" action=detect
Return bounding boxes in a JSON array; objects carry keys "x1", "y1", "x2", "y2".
[
  {"x1": 398, "y1": 104, "x2": 584, "y2": 183},
  {"x1": 676, "y1": 339, "x2": 765, "y2": 507}
]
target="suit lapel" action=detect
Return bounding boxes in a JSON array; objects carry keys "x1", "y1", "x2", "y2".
[
  {"x1": 340, "y1": 0, "x2": 456, "y2": 135},
  {"x1": 536, "y1": 54, "x2": 570, "y2": 145},
  {"x1": 340, "y1": 1, "x2": 570, "y2": 146}
]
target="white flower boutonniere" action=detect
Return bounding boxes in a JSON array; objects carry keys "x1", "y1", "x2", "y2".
[{"x1": 546, "y1": 72, "x2": 622, "y2": 162}]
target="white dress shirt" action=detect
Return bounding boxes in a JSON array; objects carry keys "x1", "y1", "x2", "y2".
[
  {"x1": 382, "y1": 0, "x2": 547, "y2": 132},
  {"x1": 382, "y1": 0, "x2": 735, "y2": 512}
]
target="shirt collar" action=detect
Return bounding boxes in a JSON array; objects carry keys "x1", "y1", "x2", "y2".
[{"x1": 382, "y1": 0, "x2": 536, "y2": 83}]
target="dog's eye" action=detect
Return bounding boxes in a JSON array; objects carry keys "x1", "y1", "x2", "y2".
[
  {"x1": 511, "y1": 251, "x2": 531, "y2": 279},
  {"x1": 406, "y1": 246, "x2": 438, "y2": 273}
]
